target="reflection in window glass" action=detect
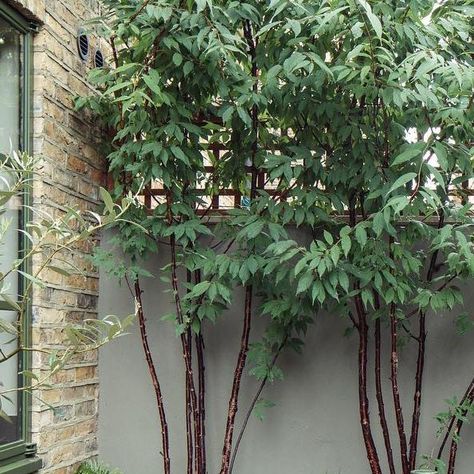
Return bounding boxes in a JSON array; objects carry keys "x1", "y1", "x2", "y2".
[
  {"x1": 0, "y1": 15, "x2": 22, "y2": 445},
  {"x1": 0, "y1": 17, "x2": 21, "y2": 153}
]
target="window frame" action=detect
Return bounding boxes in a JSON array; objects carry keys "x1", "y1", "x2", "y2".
[{"x1": 0, "y1": 3, "x2": 41, "y2": 472}]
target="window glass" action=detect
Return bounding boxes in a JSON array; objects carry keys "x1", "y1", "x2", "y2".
[{"x1": 0, "y1": 15, "x2": 22, "y2": 445}]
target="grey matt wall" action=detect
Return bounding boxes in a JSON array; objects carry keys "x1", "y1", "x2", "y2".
[{"x1": 97, "y1": 239, "x2": 474, "y2": 474}]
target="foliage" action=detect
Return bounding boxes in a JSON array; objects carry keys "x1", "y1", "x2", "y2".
[
  {"x1": 80, "y1": 0, "x2": 473, "y2": 473},
  {"x1": 0, "y1": 152, "x2": 136, "y2": 421},
  {"x1": 76, "y1": 460, "x2": 122, "y2": 474}
]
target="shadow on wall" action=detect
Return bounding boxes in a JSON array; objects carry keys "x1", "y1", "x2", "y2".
[{"x1": 97, "y1": 234, "x2": 474, "y2": 474}]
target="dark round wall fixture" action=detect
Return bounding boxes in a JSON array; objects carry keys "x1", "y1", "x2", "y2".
[
  {"x1": 94, "y1": 49, "x2": 105, "y2": 68},
  {"x1": 77, "y1": 28, "x2": 89, "y2": 61}
]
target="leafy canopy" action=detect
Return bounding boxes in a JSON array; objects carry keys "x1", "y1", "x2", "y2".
[{"x1": 81, "y1": 0, "x2": 473, "y2": 415}]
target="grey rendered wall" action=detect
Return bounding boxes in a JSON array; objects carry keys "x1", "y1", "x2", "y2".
[{"x1": 97, "y1": 237, "x2": 474, "y2": 474}]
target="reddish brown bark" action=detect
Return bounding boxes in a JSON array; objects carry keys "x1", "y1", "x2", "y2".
[
  {"x1": 195, "y1": 332, "x2": 206, "y2": 473},
  {"x1": 408, "y1": 308, "x2": 426, "y2": 471},
  {"x1": 169, "y1": 235, "x2": 200, "y2": 472},
  {"x1": 193, "y1": 269, "x2": 206, "y2": 474},
  {"x1": 409, "y1": 213, "x2": 445, "y2": 469},
  {"x1": 389, "y1": 302, "x2": 410, "y2": 474},
  {"x1": 134, "y1": 280, "x2": 170, "y2": 474},
  {"x1": 219, "y1": 285, "x2": 253, "y2": 474},
  {"x1": 349, "y1": 199, "x2": 381, "y2": 474},
  {"x1": 374, "y1": 317, "x2": 396, "y2": 474},
  {"x1": 184, "y1": 271, "x2": 195, "y2": 474},
  {"x1": 183, "y1": 267, "x2": 207, "y2": 473},
  {"x1": 355, "y1": 295, "x2": 383, "y2": 474}
]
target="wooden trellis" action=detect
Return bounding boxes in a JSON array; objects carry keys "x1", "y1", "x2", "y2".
[{"x1": 106, "y1": 140, "x2": 473, "y2": 215}]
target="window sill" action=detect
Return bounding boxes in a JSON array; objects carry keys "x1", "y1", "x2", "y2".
[{"x1": 0, "y1": 457, "x2": 42, "y2": 474}]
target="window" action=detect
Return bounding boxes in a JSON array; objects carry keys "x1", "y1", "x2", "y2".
[
  {"x1": 0, "y1": 12, "x2": 22, "y2": 446},
  {"x1": 0, "y1": 3, "x2": 40, "y2": 473}
]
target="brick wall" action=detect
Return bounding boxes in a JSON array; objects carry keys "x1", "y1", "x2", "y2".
[{"x1": 10, "y1": 1, "x2": 107, "y2": 472}]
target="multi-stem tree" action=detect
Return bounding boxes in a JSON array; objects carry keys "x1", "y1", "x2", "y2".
[{"x1": 80, "y1": 0, "x2": 473, "y2": 473}]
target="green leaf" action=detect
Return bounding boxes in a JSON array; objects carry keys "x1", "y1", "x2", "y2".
[
  {"x1": 373, "y1": 212, "x2": 385, "y2": 237},
  {"x1": 0, "y1": 318, "x2": 18, "y2": 335},
  {"x1": 392, "y1": 144, "x2": 424, "y2": 166},
  {"x1": 47, "y1": 265, "x2": 72, "y2": 277},
  {"x1": 196, "y1": 0, "x2": 206, "y2": 12},
  {"x1": 246, "y1": 221, "x2": 264, "y2": 239},
  {"x1": 143, "y1": 72, "x2": 161, "y2": 96},
  {"x1": 338, "y1": 272, "x2": 350, "y2": 293},
  {"x1": 287, "y1": 19, "x2": 301, "y2": 37},
  {"x1": 21, "y1": 370, "x2": 39, "y2": 381},
  {"x1": 323, "y1": 230, "x2": 333, "y2": 245},
  {"x1": 341, "y1": 235, "x2": 351, "y2": 257},
  {"x1": 294, "y1": 257, "x2": 308, "y2": 276},
  {"x1": 355, "y1": 226, "x2": 367, "y2": 248},
  {"x1": 358, "y1": 0, "x2": 382, "y2": 39},
  {"x1": 190, "y1": 281, "x2": 211, "y2": 297},
  {"x1": 388, "y1": 173, "x2": 417, "y2": 195},
  {"x1": 18, "y1": 270, "x2": 45, "y2": 288},
  {"x1": 170, "y1": 146, "x2": 190, "y2": 165},
  {"x1": 253, "y1": 398, "x2": 275, "y2": 421},
  {"x1": 330, "y1": 245, "x2": 341, "y2": 266},
  {"x1": 100, "y1": 187, "x2": 114, "y2": 213},
  {"x1": 0, "y1": 293, "x2": 21, "y2": 311},
  {"x1": 172, "y1": 53, "x2": 183, "y2": 66},
  {"x1": 297, "y1": 272, "x2": 313, "y2": 295},
  {"x1": 183, "y1": 61, "x2": 194, "y2": 76}
]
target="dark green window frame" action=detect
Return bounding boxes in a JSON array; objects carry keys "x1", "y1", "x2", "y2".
[{"x1": 0, "y1": 2, "x2": 41, "y2": 473}]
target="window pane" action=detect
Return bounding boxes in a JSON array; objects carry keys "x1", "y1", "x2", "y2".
[
  {"x1": 0, "y1": 311, "x2": 19, "y2": 444},
  {"x1": 0, "y1": 16, "x2": 22, "y2": 445},
  {"x1": 0, "y1": 17, "x2": 21, "y2": 153}
]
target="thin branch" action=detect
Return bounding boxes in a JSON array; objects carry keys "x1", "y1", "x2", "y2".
[
  {"x1": 219, "y1": 19, "x2": 260, "y2": 473},
  {"x1": 408, "y1": 212, "x2": 445, "y2": 470},
  {"x1": 194, "y1": 269, "x2": 207, "y2": 473},
  {"x1": 220, "y1": 285, "x2": 254, "y2": 474},
  {"x1": 229, "y1": 340, "x2": 286, "y2": 474},
  {"x1": 447, "y1": 386, "x2": 474, "y2": 474},
  {"x1": 374, "y1": 296, "x2": 396, "y2": 474},
  {"x1": 354, "y1": 294, "x2": 383, "y2": 474},
  {"x1": 134, "y1": 279, "x2": 170, "y2": 474},
  {"x1": 390, "y1": 301, "x2": 410, "y2": 474},
  {"x1": 169, "y1": 233, "x2": 200, "y2": 472},
  {"x1": 437, "y1": 376, "x2": 474, "y2": 460},
  {"x1": 185, "y1": 271, "x2": 194, "y2": 474},
  {"x1": 350, "y1": 200, "x2": 382, "y2": 474},
  {"x1": 196, "y1": 332, "x2": 206, "y2": 473}
]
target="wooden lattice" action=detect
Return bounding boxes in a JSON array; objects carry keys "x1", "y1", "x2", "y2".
[{"x1": 107, "y1": 142, "x2": 473, "y2": 215}]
